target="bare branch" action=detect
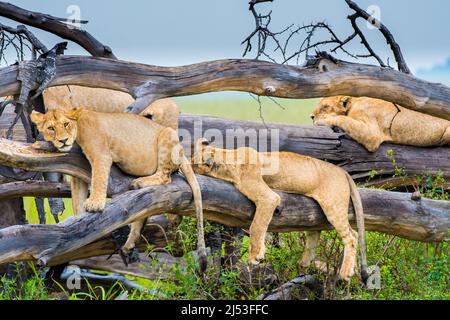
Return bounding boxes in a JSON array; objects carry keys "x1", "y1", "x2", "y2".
[
  {"x1": 0, "y1": 1, "x2": 115, "y2": 59},
  {"x1": 345, "y1": 0, "x2": 411, "y2": 74}
]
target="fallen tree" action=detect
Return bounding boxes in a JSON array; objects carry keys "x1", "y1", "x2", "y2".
[
  {"x1": 0, "y1": 172, "x2": 448, "y2": 266},
  {"x1": 2, "y1": 114, "x2": 449, "y2": 185}
]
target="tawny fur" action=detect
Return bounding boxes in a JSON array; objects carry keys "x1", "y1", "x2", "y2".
[
  {"x1": 192, "y1": 139, "x2": 367, "y2": 282},
  {"x1": 30, "y1": 108, "x2": 206, "y2": 267},
  {"x1": 312, "y1": 96, "x2": 450, "y2": 152},
  {"x1": 38, "y1": 86, "x2": 181, "y2": 257}
]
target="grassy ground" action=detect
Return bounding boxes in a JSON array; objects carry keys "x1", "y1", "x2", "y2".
[
  {"x1": 175, "y1": 93, "x2": 318, "y2": 125},
  {"x1": 1, "y1": 95, "x2": 449, "y2": 300}
]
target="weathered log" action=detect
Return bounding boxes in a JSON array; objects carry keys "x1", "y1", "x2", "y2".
[
  {"x1": 258, "y1": 275, "x2": 318, "y2": 300},
  {"x1": 1, "y1": 114, "x2": 449, "y2": 187},
  {"x1": 50, "y1": 215, "x2": 171, "y2": 266},
  {"x1": 0, "y1": 173, "x2": 448, "y2": 266},
  {"x1": 71, "y1": 252, "x2": 186, "y2": 281},
  {"x1": 179, "y1": 115, "x2": 450, "y2": 182},
  {"x1": 0, "y1": 55, "x2": 449, "y2": 120},
  {"x1": 0, "y1": 181, "x2": 70, "y2": 199}
]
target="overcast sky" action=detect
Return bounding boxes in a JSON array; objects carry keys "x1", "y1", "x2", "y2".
[{"x1": 1, "y1": 0, "x2": 449, "y2": 75}]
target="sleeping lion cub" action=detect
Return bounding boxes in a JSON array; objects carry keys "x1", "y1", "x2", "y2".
[
  {"x1": 312, "y1": 96, "x2": 450, "y2": 152},
  {"x1": 192, "y1": 138, "x2": 368, "y2": 282},
  {"x1": 30, "y1": 108, "x2": 206, "y2": 269}
]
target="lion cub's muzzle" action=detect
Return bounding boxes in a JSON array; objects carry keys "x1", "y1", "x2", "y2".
[{"x1": 54, "y1": 138, "x2": 74, "y2": 152}]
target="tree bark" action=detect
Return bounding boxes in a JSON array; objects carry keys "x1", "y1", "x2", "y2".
[
  {"x1": 0, "y1": 173, "x2": 448, "y2": 267},
  {"x1": 1, "y1": 115, "x2": 448, "y2": 187},
  {"x1": 1, "y1": 55, "x2": 450, "y2": 120},
  {"x1": 178, "y1": 115, "x2": 450, "y2": 182},
  {"x1": 0, "y1": 2, "x2": 115, "y2": 59},
  {"x1": 0, "y1": 178, "x2": 26, "y2": 274}
]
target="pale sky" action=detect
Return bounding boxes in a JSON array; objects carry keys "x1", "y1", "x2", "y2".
[{"x1": 1, "y1": 0, "x2": 449, "y2": 75}]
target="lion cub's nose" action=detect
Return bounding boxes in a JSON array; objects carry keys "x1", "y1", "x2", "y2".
[
  {"x1": 310, "y1": 114, "x2": 315, "y2": 121},
  {"x1": 59, "y1": 138, "x2": 68, "y2": 145}
]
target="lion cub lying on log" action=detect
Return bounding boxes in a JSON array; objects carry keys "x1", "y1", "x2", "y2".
[
  {"x1": 30, "y1": 108, "x2": 206, "y2": 269},
  {"x1": 312, "y1": 96, "x2": 450, "y2": 152},
  {"x1": 192, "y1": 138, "x2": 368, "y2": 282}
]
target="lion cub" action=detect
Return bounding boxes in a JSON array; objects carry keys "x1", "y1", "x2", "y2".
[
  {"x1": 312, "y1": 96, "x2": 450, "y2": 152},
  {"x1": 30, "y1": 108, "x2": 206, "y2": 268},
  {"x1": 192, "y1": 138, "x2": 367, "y2": 282}
]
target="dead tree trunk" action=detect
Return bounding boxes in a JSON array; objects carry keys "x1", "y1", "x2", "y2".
[
  {"x1": 0, "y1": 173, "x2": 448, "y2": 266},
  {"x1": 1, "y1": 115, "x2": 449, "y2": 186},
  {"x1": 1, "y1": 55, "x2": 450, "y2": 120}
]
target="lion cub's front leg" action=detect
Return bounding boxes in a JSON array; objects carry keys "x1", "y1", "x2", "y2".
[
  {"x1": 236, "y1": 169, "x2": 281, "y2": 265},
  {"x1": 131, "y1": 127, "x2": 178, "y2": 189},
  {"x1": 84, "y1": 155, "x2": 113, "y2": 212},
  {"x1": 315, "y1": 115, "x2": 385, "y2": 152}
]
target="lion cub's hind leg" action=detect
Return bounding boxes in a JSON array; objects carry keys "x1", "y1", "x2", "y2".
[
  {"x1": 299, "y1": 231, "x2": 321, "y2": 268},
  {"x1": 313, "y1": 192, "x2": 358, "y2": 282},
  {"x1": 71, "y1": 177, "x2": 89, "y2": 215},
  {"x1": 131, "y1": 127, "x2": 179, "y2": 188}
]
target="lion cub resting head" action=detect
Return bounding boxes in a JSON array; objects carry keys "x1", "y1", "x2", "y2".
[
  {"x1": 193, "y1": 138, "x2": 368, "y2": 283},
  {"x1": 30, "y1": 108, "x2": 79, "y2": 152},
  {"x1": 312, "y1": 96, "x2": 450, "y2": 152}
]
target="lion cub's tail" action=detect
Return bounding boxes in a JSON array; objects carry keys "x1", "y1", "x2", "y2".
[
  {"x1": 180, "y1": 155, "x2": 207, "y2": 273},
  {"x1": 345, "y1": 173, "x2": 368, "y2": 285}
]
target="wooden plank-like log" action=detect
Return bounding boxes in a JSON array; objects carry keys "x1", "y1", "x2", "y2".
[
  {"x1": 71, "y1": 252, "x2": 185, "y2": 281},
  {"x1": 179, "y1": 115, "x2": 450, "y2": 181},
  {"x1": 0, "y1": 174, "x2": 448, "y2": 267},
  {"x1": 0, "y1": 55, "x2": 449, "y2": 119},
  {"x1": 1, "y1": 115, "x2": 449, "y2": 186}
]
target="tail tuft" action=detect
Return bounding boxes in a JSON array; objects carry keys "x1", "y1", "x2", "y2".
[
  {"x1": 198, "y1": 252, "x2": 207, "y2": 274},
  {"x1": 361, "y1": 268, "x2": 369, "y2": 287}
]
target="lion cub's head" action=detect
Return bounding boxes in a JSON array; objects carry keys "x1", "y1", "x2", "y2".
[
  {"x1": 192, "y1": 138, "x2": 216, "y2": 175},
  {"x1": 31, "y1": 108, "x2": 82, "y2": 152},
  {"x1": 141, "y1": 98, "x2": 180, "y2": 130},
  {"x1": 311, "y1": 96, "x2": 351, "y2": 123}
]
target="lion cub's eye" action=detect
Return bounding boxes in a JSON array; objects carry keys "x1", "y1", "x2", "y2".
[
  {"x1": 48, "y1": 126, "x2": 55, "y2": 131},
  {"x1": 64, "y1": 122, "x2": 70, "y2": 128}
]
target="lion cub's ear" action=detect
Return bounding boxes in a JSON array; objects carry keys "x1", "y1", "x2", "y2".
[
  {"x1": 65, "y1": 107, "x2": 83, "y2": 120},
  {"x1": 340, "y1": 96, "x2": 352, "y2": 109},
  {"x1": 30, "y1": 110, "x2": 45, "y2": 126}
]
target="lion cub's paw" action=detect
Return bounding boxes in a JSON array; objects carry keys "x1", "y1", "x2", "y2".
[
  {"x1": 248, "y1": 245, "x2": 266, "y2": 265},
  {"x1": 314, "y1": 118, "x2": 333, "y2": 127},
  {"x1": 131, "y1": 176, "x2": 171, "y2": 189},
  {"x1": 83, "y1": 198, "x2": 105, "y2": 212},
  {"x1": 338, "y1": 261, "x2": 356, "y2": 282}
]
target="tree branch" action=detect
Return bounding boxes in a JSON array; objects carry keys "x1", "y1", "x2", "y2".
[
  {"x1": 345, "y1": 0, "x2": 411, "y2": 74},
  {"x1": 0, "y1": 55, "x2": 448, "y2": 119},
  {"x1": 0, "y1": 116, "x2": 449, "y2": 190},
  {"x1": 0, "y1": 174, "x2": 448, "y2": 266},
  {"x1": 0, "y1": 1, "x2": 115, "y2": 59}
]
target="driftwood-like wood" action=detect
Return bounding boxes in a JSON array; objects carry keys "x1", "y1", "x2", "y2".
[
  {"x1": 72, "y1": 252, "x2": 185, "y2": 281},
  {"x1": 0, "y1": 55, "x2": 449, "y2": 120},
  {"x1": 0, "y1": 173, "x2": 448, "y2": 266},
  {"x1": 0, "y1": 2, "x2": 115, "y2": 59},
  {"x1": 0, "y1": 181, "x2": 70, "y2": 199},
  {"x1": 179, "y1": 115, "x2": 450, "y2": 182},
  {"x1": 50, "y1": 215, "x2": 171, "y2": 266},
  {"x1": 1, "y1": 115, "x2": 449, "y2": 186}
]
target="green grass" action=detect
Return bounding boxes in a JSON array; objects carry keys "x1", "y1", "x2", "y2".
[
  {"x1": 175, "y1": 93, "x2": 318, "y2": 125},
  {"x1": 23, "y1": 197, "x2": 74, "y2": 225}
]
